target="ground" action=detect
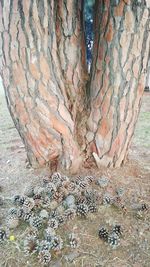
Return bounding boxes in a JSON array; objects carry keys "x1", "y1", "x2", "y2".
[{"x1": 0, "y1": 80, "x2": 150, "y2": 267}]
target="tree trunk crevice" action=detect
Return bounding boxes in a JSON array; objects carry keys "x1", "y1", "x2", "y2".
[{"x1": 0, "y1": 0, "x2": 149, "y2": 172}]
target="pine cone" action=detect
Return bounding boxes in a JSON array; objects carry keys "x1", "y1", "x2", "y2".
[
  {"x1": 23, "y1": 211, "x2": 34, "y2": 222},
  {"x1": 41, "y1": 196, "x2": 51, "y2": 208},
  {"x1": 33, "y1": 194, "x2": 42, "y2": 200},
  {"x1": 76, "y1": 195, "x2": 86, "y2": 206},
  {"x1": 49, "y1": 210, "x2": 58, "y2": 219},
  {"x1": 98, "y1": 227, "x2": 108, "y2": 241},
  {"x1": 53, "y1": 190, "x2": 64, "y2": 203},
  {"x1": 140, "y1": 203, "x2": 148, "y2": 211},
  {"x1": 37, "y1": 240, "x2": 52, "y2": 252},
  {"x1": 112, "y1": 225, "x2": 123, "y2": 237},
  {"x1": 24, "y1": 185, "x2": 34, "y2": 197},
  {"x1": 75, "y1": 176, "x2": 87, "y2": 191},
  {"x1": 56, "y1": 214, "x2": 65, "y2": 226},
  {"x1": 22, "y1": 198, "x2": 35, "y2": 213},
  {"x1": 45, "y1": 182, "x2": 56, "y2": 196},
  {"x1": 75, "y1": 176, "x2": 82, "y2": 185},
  {"x1": 61, "y1": 175, "x2": 69, "y2": 186},
  {"x1": 76, "y1": 203, "x2": 88, "y2": 217},
  {"x1": 51, "y1": 235, "x2": 63, "y2": 251},
  {"x1": 64, "y1": 208, "x2": 76, "y2": 220},
  {"x1": 88, "y1": 203, "x2": 97, "y2": 213},
  {"x1": 29, "y1": 216, "x2": 43, "y2": 229},
  {"x1": 65, "y1": 181, "x2": 76, "y2": 193},
  {"x1": 0, "y1": 196, "x2": 4, "y2": 206},
  {"x1": 84, "y1": 175, "x2": 95, "y2": 185},
  {"x1": 107, "y1": 232, "x2": 120, "y2": 247},
  {"x1": 48, "y1": 218, "x2": 59, "y2": 229},
  {"x1": 13, "y1": 195, "x2": 25, "y2": 206},
  {"x1": 8, "y1": 207, "x2": 18, "y2": 216},
  {"x1": 38, "y1": 250, "x2": 51, "y2": 265},
  {"x1": 69, "y1": 233, "x2": 79, "y2": 248},
  {"x1": 0, "y1": 228, "x2": 6, "y2": 242},
  {"x1": 39, "y1": 209, "x2": 49, "y2": 220},
  {"x1": 42, "y1": 177, "x2": 50, "y2": 186},
  {"x1": 6, "y1": 215, "x2": 19, "y2": 229},
  {"x1": 34, "y1": 186, "x2": 45, "y2": 196},
  {"x1": 85, "y1": 189, "x2": 99, "y2": 204},
  {"x1": 102, "y1": 194, "x2": 113, "y2": 205},
  {"x1": 51, "y1": 172, "x2": 62, "y2": 188},
  {"x1": 44, "y1": 227, "x2": 56, "y2": 242},
  {"x1": 16, "y1": 208, "x2": 24, "y2": 218}
]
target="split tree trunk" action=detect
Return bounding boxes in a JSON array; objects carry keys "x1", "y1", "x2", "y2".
[
  {"x1": 86, "y1": 0, "x2": 150, "y2": 167},
  {"x1": 0, "y1": 0, "x2": 149, "y2": 171}
]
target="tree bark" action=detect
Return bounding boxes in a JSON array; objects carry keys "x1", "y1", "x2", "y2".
[
  {"x1": 86, "y1": 0, "x2": 150, "y2": 167},
  {"x1": 0, "y1": 0, "x2": 149, "y2": 172},
  {"x1": 0, "y1": 0, "x2": 87, "y2": 172}
]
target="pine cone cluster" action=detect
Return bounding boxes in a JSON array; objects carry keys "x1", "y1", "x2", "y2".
[
  {"x1": 2, "y1": 171, "x2": 126, "y2": 265},
  {"x1": 98, "y1": 224, "x2": 123, "y2": 247},
  {"x1": 76, "y1": 189, "x2": 98, "y2": 215}
]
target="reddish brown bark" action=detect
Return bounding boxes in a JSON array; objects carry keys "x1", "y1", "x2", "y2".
[
  {"x1": 86, "y1": 0, "x2": 150, "y2": 167},
  {"x1": 0, "y1": 0, "x2": 87, "y2": 172},
  {"x1": 0, "y1": 0, "x2": 149, "y2": 171}
]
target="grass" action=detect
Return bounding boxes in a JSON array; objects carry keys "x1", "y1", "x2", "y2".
[{"x1": 133, "y1": 107, "x2": 150, "y2": 148}]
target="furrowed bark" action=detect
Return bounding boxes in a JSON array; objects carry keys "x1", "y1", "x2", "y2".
[
  {"x1": 0, "y1": 0, "x2": 87, "y2": 171},
  {"x1": 55, "y1": 0, "x2": 88, "y2": 150},
  {"x1": 87, "y1": 0, "x2": 150, "y2": 167},
  {"x1": 0, "y1": 0, "x2": 149, "y2": 172}
]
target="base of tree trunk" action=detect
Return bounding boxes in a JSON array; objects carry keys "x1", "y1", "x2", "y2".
[{"x1": 0, "y1": 0, "x2": 149, "y2": 173}]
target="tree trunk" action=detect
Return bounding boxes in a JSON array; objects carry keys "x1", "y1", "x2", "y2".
[
  {"x1": 86, "y1": 0, "x2": 150, "y2": 167},
  {"x1": 0, "y1": 0, "x2": 88, "y2": 172},
  {"x1": 0, "y1": 0, "x2": 149, "y2": 172}
]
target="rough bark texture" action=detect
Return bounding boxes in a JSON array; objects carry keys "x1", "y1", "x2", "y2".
[
  {"x1": 0, "y1": 0, "x2": 149, "y2": 171},
  {"x1": 86, "y1": 0, "x2": 150, "y2": 167},
  {"x1": 0, "y1": 0, "x2": 87, "y2": 172}
]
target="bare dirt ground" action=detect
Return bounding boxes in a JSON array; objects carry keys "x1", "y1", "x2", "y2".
[{"x1": 0, "y1": 80, "x2": 150, "y2": 267}]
